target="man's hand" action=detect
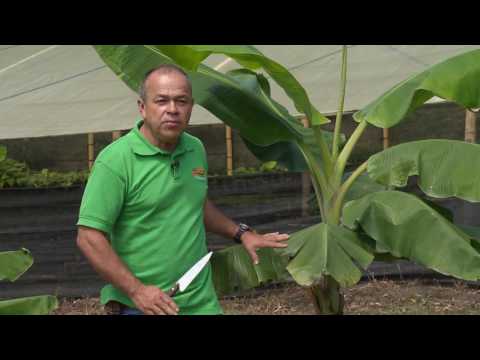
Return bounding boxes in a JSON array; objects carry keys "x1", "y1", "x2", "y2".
[
  {"x1": 241, "y1": 231, "x2": 289, "y2": 265},
  {"x1": 131, "y1": 284, "x2": 179, "y2": 315}
]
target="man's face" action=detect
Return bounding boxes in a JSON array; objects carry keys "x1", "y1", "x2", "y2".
[{"x1": 138, "y1": 71, "x2": 193, "y2": 144}]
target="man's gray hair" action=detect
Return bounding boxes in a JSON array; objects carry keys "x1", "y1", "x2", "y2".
[{"x1": 138, "y1": 64, "x2": 192, "y2": 102}]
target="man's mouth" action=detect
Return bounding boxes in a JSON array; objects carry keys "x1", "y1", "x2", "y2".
[{"x1": 163, "y1": 121, "x2": 180, "y2": 127}]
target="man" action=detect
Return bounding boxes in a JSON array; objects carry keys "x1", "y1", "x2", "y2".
[{"x1": 76, "y1": 64, "x2": 289, "y2": 315}]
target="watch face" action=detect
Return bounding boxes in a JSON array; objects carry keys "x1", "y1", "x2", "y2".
[{"x1": 234, "y1": 223, "x2": 250, "y2": 243}]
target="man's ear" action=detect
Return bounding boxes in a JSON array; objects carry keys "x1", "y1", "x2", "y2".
[{"x1": 137, "y1": 99, "x2": 145, "y2": 116}]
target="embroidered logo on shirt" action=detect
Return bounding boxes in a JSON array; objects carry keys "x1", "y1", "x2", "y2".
[{"x1": 192, "y1": 167, "x2": 206, "y2": 177}]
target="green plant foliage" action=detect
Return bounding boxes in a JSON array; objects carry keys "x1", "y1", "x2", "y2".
[
  {"x1": 355, "y1": 49, "x2": 480, "y2": 128},
  {"x1": 367, "y1": 139, "x2": 480, "y2": 202},
  {"x1": 0, "y1": 248, "x2": 33, "y2": 282},
  {"x1": 342, "y1": 191, "x2": 480, "y2": 281},
  {"x1": 0, "y1": 249, "x2": 58, "y2": 314},
  {"x1": 0, "y1": 156, "x2": 89, "y2": 189},
  {"x1": 211, "y1": 245, "x2": 290, "y2": 296},
  {"x1": 0, "y1": 295, "x2": 58, "y2": 315},
  {"x1": 232, "y1": 161, "x2": 288, "y2": 175},
  {"x1": 275, "y1": 222, "x2": 374, "y2": 287}
]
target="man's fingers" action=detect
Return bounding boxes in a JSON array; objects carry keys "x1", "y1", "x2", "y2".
[
  {"x1": 165, "y1": 296, "x2": 179, "y2": 312},
  {"x1": 159, "y1": 302, "x2": 178, "y2": 315},
  {"x1": 158, "y1": 295, "x2": 179, "y2": 315},
  {"x1": 247, "y1": 248, "x2": 259, "y2": 265},
  {"x1": 263, "y1": 233, "x2": 289, "y2": 241},
  {"x1": 152, "y1": 301, "x2": 176, "y2": 315},
  {"x1": 150, "y1": 304, "x2": 167, "y2": 315},
  {"x1": 263, "y1": 240, "x2": 288, "y2": 248},
  {"x1": 259, "y1": 235, "x2": 289, "y2": 248},
  {"x1": 263, "y1": 232, "x2": 280, "y2": 236},
  {"x1": 162, "y1": 304, "x2": 178, "y2": 315},
  {"x1": 143, "y1": 308, "x2": 156, "y2": 315}
]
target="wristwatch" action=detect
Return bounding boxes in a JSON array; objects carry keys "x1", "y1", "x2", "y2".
[{"x1": 233, "y1": 223, "x2": 252, "y2": 244}]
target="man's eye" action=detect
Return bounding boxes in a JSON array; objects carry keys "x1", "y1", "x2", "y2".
[{"x1": 156, "y1": 99, "x2": 167, "y2": 104}]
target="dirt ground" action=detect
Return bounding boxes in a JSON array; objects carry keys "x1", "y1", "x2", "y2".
[{"x1": 52, "y1": 279, "x2": 480, "y2": 315}]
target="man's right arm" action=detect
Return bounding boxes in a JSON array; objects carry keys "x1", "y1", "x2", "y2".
[{"x1": 76, "y1": 226, "x2": 178, "y2": 315}]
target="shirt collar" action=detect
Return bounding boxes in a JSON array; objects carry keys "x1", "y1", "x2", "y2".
[{"x1": 127, "y1": 119, "x2": 192, "y2": 157}]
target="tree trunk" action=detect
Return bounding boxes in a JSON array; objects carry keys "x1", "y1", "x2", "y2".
[{"x1": 307, "y1": 276, "x2": 344, "y2": 315}]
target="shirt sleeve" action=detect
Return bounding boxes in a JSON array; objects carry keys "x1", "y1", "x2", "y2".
[{"x1": 77, "y1": 161, "x2": 126, "y2": 236}]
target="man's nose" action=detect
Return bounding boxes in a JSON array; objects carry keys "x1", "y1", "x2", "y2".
[{"x1": 167, "y1": 100, "x2": 178, "y2": 113}]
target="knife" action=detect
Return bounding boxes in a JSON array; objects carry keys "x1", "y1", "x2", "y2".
[{"x1": 166, "y1": 251, "x2": 213, "y2": 297}]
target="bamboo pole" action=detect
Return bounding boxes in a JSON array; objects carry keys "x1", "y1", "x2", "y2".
[
  {"x1": 382, "y1": 128, "x2": 390, "y2": 149},
  {"x1": 226, "y1": 125, "x2": 233, "y2": 176},
  {"x1": 465, "y1": 109, "x2": 477, "y2": 143},
  {"x1": 301, "y1": 117, "x2": 311, "y2": 217},
  {"x1": 87, "y1": 133, "x2": 95, "y2": 170},
  {"x1": 112, "y1": 130, "x2": 122, "y2": 141}
]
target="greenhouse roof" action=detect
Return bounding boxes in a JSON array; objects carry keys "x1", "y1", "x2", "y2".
[{"x1": 0, "y1": 45, "x2": 478, "y2": 140}]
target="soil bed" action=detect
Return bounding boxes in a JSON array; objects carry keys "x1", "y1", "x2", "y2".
[{"x1": 52, "y1": 279, "x2": 480, "y2": 315}]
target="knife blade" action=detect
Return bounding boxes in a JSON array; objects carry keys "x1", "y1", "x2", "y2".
[{"x1": 166, "y1": 251, "x2": 213, "y2": 297}]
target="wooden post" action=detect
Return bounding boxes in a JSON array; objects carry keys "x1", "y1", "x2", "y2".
[
  {"x1": 226, "y1": 125, "x2": 233, "y2": 176},
  {"x1": 382, "y1": 128, "x2": 390, "y2": 149},
  {"x1": 88, "y1": 133, "x2": 95, "y2": 170},
  {"x1": 301, "y1": 117, "x2": 311, "y2": 217},
  {"x1": 465, "y1": 109, "x2": 477, "y2": 143},
  {"x1": 112, "y1": 130, "x2": 122, "y2": 141}
]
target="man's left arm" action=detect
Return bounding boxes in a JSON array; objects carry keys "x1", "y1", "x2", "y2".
[{"x1": 203, "y1": 198, "x2": 289, "y2": 264}]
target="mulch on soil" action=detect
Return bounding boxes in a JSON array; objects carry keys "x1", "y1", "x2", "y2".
[{"x1": 52, "y1": 279, "x2": 480, "y2": 315}]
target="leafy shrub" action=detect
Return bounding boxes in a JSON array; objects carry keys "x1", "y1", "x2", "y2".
[
  {"x1": 0, "y1": 149, "x2": 89, "y2": 189},
  {"x1": 233, "y1": 161, "x2": 288, "y2": 175}
]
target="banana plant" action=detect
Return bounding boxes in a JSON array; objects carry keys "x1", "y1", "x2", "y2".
[
  {"x1": 94, "y1": 45, "x2": 480, "y2": 314},
  {"x1": 0, "y1": 248, "x2": 58, "y2": 314}
]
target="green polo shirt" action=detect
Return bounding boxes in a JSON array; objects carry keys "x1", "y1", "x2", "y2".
[{"x1": 77, "y1": 120, "x2": 222, "y2": 315}]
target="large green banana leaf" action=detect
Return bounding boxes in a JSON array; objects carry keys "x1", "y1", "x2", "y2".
[
  {"x1": 242, "y1": 129, "x2": 345, "y2": 172},
  {"x1": 343, "y1": 172, "x2": 389, "y2": 203},
  {"x1": 354, "y1": 49, "x2": 480, "y2": 128},
  {"x1": 355, "y1": 231, "x2": 402, "y2": 263},
  {"x1": 421, "y1": 198, "x2": 454, "y2": 223},
  {"x1": 210, "y1": 246, "x2": 290, "y2": 297},
  {"x1": 94, "y1": 46, "x2": 299, "y2": 145},
  {"x1": 367, "y1": 139, "x2": 480, "y2": 202},
  {"x1": 0, "y1": 146, "x2": 5, "y2": 161},
  {"x1": 147, "y1": 45, "x2": 329, "y2": 126},
  {"x1": 0, "y1": 295, "x2": 58, "y2": 315},
  {"x1": 94, "y1": 46, "x2": 330, "y2": 170},
  {"x1": 275, "y1": 223, "x2": 374, "y2": 287},
  {"x1": 0, "y1": 249, "x2": 33, "y2": 282},
  {"x1": 456, "y1": 225, "x2": 480, "y2": 253},
  {"x1": 342, "y1": 190, "x2": 480, "y2": 281},
  {"x1": 242, "y1": 139, "x2": 307, "y2": 172},
  {"x1": 224, "y1": 68, "x2": 333, "y2": 171}
]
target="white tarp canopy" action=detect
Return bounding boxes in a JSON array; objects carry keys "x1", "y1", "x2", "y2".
[{"x1": 0, "y1": 45, "x2": 479, "y2": 140}]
